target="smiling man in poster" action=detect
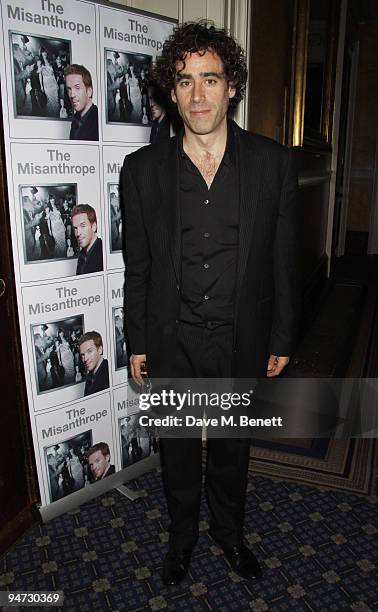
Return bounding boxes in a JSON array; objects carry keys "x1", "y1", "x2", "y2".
[
  {"x1": 64, "y1": 64, "x2": 99, "y2": 140},
  {"x1": 122, "y1": 21, "x2": 300, "y2": 585}
]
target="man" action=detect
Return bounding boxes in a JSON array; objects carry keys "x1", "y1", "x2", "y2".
[
  {"x1": 71, "y1": 204, "x2": 103, "y2": 275},
  {"x1": 87, "y1": 442, "x2": 115, "y2": 482},
  {"x1": 79, "y1": 331, "x2": 109, "y2": 396},
  {"x1": 64, "y1": 64, "x2": 99, "y2": 140},
  {"x1": 12, "y1": 43, "x2": 34, "y2": 115},
  {"x1": 110, "y1": 187, "x2": 122, "y2": 251},
  {"x1": 148, "y1": 82, "x2": 171, "y2": 144},
  {"x1": 122, "y1": 22, "x2": 299, "y2": 585}
]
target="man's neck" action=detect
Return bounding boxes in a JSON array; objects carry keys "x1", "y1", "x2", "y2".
[
  {"x1": 79, "y1": 100, "x2": 93, "y2": 119},
  {"x1": 183, "y1": 117, "x2": 228, "y2": 160},
  {"x1": 84, "y1": 235, "x2": 97, "y2": 254},
  {"x1": 183, "y1": 118, "x2": 228, "y2": 188},
  {"x1": 92, "y1": 355, "x2": 103, "y2": 376},
  {"x1": 100, "y1": 463, "x2": 111, "y2": 479}
]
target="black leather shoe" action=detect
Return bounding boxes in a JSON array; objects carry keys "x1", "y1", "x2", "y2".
[
  {"x1": 219, "y1": 543, "x2": 262, "y2": 580},
  {"x1": 162, "y1": 548, "x2": 192, "y2": 586}
]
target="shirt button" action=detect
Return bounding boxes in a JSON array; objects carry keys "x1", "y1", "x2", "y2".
[
  {"x1": 204, "y1": 295, "x2": 210, "y2": 301},
  {"x1": 203, "y1": 263, "x2": 209, "y2": 269},
  {"x1": 203, "y1": 232, "x2": 210, "y2": 238},
  {"x1": 203, "y1": 199, "x2": 210, "y2": 205}
]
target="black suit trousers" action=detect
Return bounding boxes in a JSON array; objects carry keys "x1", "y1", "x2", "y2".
[{"x1": 159, "y1": 322, "x2": 251, "y2": 551}]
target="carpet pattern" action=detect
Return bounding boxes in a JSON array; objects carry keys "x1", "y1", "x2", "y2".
[{"x1": 1, "y1": 467, "x2": 377, "y2": 611}]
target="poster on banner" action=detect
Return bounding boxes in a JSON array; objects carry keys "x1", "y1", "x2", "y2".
[
  {"x1": 1, "y1": 0, "x2": 99, "y2": 141},
  {"x1": 107, "y1": 271, "x2": 127, "y2": 386},
  {"x1": 102, "y1": 144, "x2": 143, "y2": 270},
  {"x1": 35, "y1": 393, "x2": 114, "y2": 505},
  {"x1": 0, "y1": 0, "x2": 175, "y2": 513},
  {"x1": 22, "y1": 275, "x2": 108, "y2": 411},
  {"x1": 99, "y1": 4, "x2": 173, "y2": 142},
  {"x1": 11, "y1": 142, "x2": 102, "y2": 282},
  {"x1": 113, "y1": 385, "x2": 157, "y2": 472}
]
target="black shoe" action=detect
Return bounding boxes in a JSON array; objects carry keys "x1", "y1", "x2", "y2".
[
  {"x1": 213, "y1": 540, "x2": 262, "y2": 580},
  {"x1": 162, "y1": 548, "x2": 192, "y2": 586}
]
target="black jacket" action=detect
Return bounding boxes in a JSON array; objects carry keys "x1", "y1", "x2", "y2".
[
  {"x1": 76, "y1": 237, "x2": 103, "y2": 275},
  {"x1": 84, "y1": 358, "x2": 109, "y2": 396},
  {"x1": 122, "y1": 121, "x2": 300, "y2": 378},
  {"x1": 70, "y1": 104, "x2": 99, "y2": 141}
]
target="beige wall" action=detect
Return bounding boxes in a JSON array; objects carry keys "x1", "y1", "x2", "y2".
[{"x1": 107, "y1": 0, "x2": 226, "y2": 24}]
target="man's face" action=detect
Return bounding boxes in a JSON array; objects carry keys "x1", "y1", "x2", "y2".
[
  {"x1": 65, "y1": 73, "x2": 92, "y2": 114},
  {"x1": 149, "y1": 94, "x2": 165, "y2": 121},
  {"x1": 171, "y1": 49, "x2": 235, "y2": 137},
  {"x1": 72, "y1": 213, "x2": 96, "y2": 250},
  {"x1": 79, "y1": 339, "x2": 102, "y2": 373},
  {"x1": 88, "y1": 450, "x2": 109, "y2": 479}
]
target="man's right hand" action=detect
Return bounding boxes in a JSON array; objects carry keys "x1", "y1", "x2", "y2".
[{"x1": 129, "y1": 354, "x2": 147, "y2": 386}]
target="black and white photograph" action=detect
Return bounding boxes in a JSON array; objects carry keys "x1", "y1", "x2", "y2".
[
  {"x1": 119, "y1": 414, "x2": 158, "y2": 469},
  {"x1": 10, "y1": 32, "x2": 71, "y2": 120},
  {"x1": 113, "y1": 307, "x2": 127, "y2": 370},
  {"x1": 44, "y1": 430, "x2": 92, "y2": 503},
  {"x1": 20, "y1": 184, "x2": 78, "y2": 263},
  {"x1": 32, "y1": 315, "x2": 84, "y2": 394},
  {"x1": 108, "y1": 183, "x2": 122, "y2": 252},
  {"x1": 105, "y1": 49, "x2": 152, "y2": 125}
]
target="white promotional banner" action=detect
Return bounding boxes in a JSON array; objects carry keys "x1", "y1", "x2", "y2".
[
  {"x1": 102, "y1": 144, "x2": 143, "y2": 271},
  {"x1": 12, "y1": 142, "x2": 102, "y2": 282},
  {"x1": 0, "y1": 0, "x2": 175, "y2": 510}
]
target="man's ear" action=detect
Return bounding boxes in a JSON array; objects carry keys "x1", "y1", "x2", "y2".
[
  {"x1": 171, "y1": 88, "x2": 177, "y2": 104},
  {"x1": 228, "y1": 82, "x2": 236, "y2": 99},
  {"x1": 99, "y1": 345, "x2": 103, "y2": 355},
  {"x1": 92, "y1": 221, "x2": 97, "y2": 234},
  {"x1": 87, "y1": 86, "x2": 93, "y2": 100}
]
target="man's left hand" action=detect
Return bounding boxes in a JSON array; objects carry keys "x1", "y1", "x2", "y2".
[{"x1": 267, "y1": 355, "x2": 290, "y2": 377}]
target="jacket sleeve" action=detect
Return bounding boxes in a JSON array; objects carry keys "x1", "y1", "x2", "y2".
[
  {"x1": 121, "y1": 157, "x2": 151, "y2": 355},
  {"x1": 269, "y1": 150, "x2": 301, "y2": 356}
]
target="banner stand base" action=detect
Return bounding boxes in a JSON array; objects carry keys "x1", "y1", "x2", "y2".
[
  {"x1": 115, "y1": 485, "x2": 145, "y2": 501},
  {"x1": 39, "y1": 453, "x2": 160, "y2": 523}
]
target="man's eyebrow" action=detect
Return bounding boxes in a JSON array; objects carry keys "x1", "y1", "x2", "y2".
[{"x1": 175, "y1": 71, "x2": 224, "y2": 80}]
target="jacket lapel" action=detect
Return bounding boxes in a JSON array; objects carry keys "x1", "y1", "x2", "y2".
[
  {"x1": 234, "y1": 127, "x2": 264, "y2": 317},
  {"x1": 157, "y1": 138, "x2": 181, "y2": 284}
]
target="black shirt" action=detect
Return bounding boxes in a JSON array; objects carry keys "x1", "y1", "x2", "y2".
[
  {"x1": 179, "y1": 122, "x2": 239, "y2": 326},
  {"x1": 70, "y1": 104, "x2": 99, "y2": 141},
  {"x1": 76, "y1": 236, "x2": 103, "y2": 275},
  {"x1": 84, "y1": 358, "x2": 109, "y2": 396}
]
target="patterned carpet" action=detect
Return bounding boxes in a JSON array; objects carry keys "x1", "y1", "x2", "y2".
[{"x1": 1, "y1": 466, "x2": 377, "y2": 611}]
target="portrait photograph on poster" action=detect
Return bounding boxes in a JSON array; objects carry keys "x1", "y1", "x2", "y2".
[
  {"x1": 78, "y1": 330, "x2": 110, "y2": 397},
  {"x1": 105, "y1": 49, "x2": 152, "y2": 125},
  {"x1": 44, "y1": 429, "x2": 92, "y2": 503},
  {"x1": 119, "y1": 414, "x2": 158, "y2": 469},
  {"x1": 108, "y1": 183, "x2": 122, "y2": 253},
  {"x1": 72, "y1": 204, "x2": 104, "y2": 276},
  {"x1": 86, "y1": 441, "x2": 116, "y2": 483},
  {"x1": 20, "y1": 183, "x2": 78, "y2": 264},
  {"x1": 113, "y1": 307, "x2": 127, "y2": 370},
  {"x1": 32, "y1": 315, "x2": 84, "y2": 394},
  {"x1": 10, "y1": 31, "x2": 71, "y2": 120}
]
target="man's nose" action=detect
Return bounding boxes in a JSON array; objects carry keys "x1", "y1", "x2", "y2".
[{"x1": 191, "y1": 80, "x2": 204, "y2": 103}]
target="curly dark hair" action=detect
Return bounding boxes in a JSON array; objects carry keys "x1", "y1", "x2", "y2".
[{"x1": 154, "y1": 20, "x2": 247, "y2": 111}]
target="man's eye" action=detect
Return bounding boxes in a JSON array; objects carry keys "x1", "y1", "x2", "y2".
[
  {"x1": 179, "y1": 80, "x2": 191, "y2": 87},
  {"x1": 205, "y1": 79, "x2": 217, "y2": 86}
]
